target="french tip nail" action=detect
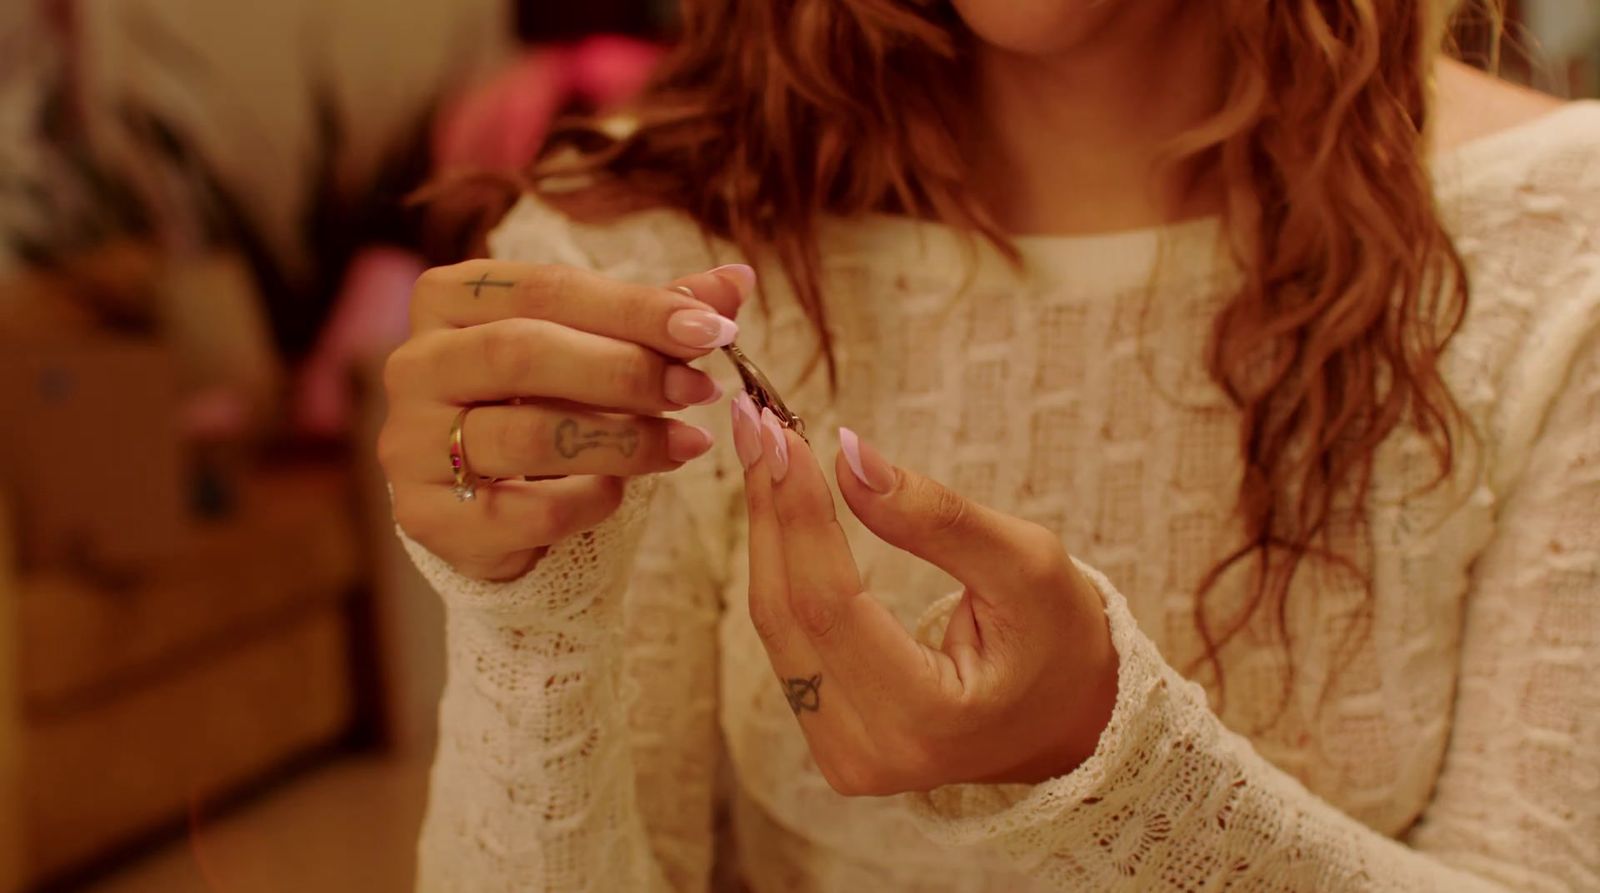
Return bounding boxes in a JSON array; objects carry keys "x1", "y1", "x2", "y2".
[
  {"x1": 712, "y1": 316, "x2": 739, "y2": 347},
  {"x1": 711, "y1": 263, "x2": 757, "y2": 297},
  {"x1": 838, "y1": 426, "x2": 891, "y2": 494},
  {"x1": 733, "y1": 390, "x2": 758, "y2": 419},
  {"x1": 730, "y1": 393, "x2": 760, "y2": 468},
  {"x1": 667, "y1": 421, "x2": 715, "y2": 462},
  {"x1": 759, "y1": 406, "x2": 789, "y2": 480},
  {"x1": 680, "y1": 421, "x2": 713, "y2": 440},
  {"x1": 839, "y1": 426, "x2": 867, "y2": 485},
  {"x1": 668, "y1": 308, "x2": 740, "y2": 350},
  {"x1": 700, "y1": 377, "x2": 726, "y2": 405}
]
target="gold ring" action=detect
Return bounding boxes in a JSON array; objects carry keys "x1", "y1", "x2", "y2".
[{"x1": 448, "y1": 407, "x2": 479, "y2": 502}]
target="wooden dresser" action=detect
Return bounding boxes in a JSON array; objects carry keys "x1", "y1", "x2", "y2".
[{"x1": 0, "y1": 464, "x2": 367, "y2": 890}]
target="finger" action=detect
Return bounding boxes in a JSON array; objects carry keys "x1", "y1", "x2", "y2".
[
  {"x1": 667, "y1": 264, "x2": 754, "y2": 320},
  {"x1": 835, "y1": 426, "x2": 1050, "y2": 590},
  {"x1": 737, "y1": 397, "x2": 907, "y2": 793},
  {"x1": 393, "y1": 402, "x2": 714, "y2": 482},
  {"x1": 738, "y1": 399, "x2": 861, "y2": 711},
  {"x1": 412, "y1": 261, "x2": 750, "y2": 360},
  {"x1": 391, "y1": 476, "x2": 625, "y2": 580},
  {"x1": 758, "y1": 409, "x2": 863, "y2": 606},
  {"x1": 760, "y1": 413, "x2": 956, "y2": 713},
  {"x1": 392, "y1": 318, "x2": 720, "y2": 413},
  {"x1": 738, "y1": 397, "x2": 808, "y2": 671}
]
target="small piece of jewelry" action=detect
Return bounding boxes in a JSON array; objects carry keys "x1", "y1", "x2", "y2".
[
  {"x1": 448, "y1": 406, "x2": 480, "y2": 502},
  {"x1": 671, "y1": 285, "x2": 806, "y2": 440}
]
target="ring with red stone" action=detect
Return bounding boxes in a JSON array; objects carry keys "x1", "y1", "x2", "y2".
[{"x1": 448, "y1": 406, "x2": 479, "y2": 502}]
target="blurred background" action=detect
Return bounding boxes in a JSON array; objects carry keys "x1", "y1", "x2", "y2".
[{"x1": 0, "y1": 1, "x2": 1595, "y2": 891}]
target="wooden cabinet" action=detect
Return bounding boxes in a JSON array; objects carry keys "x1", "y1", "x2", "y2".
[{"x1": 0, "y1": 465, "x2": 367, "y2": 890}]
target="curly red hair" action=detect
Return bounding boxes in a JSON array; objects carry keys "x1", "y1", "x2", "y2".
[{"x1": 457, "y1": 0, "x2": 1485, "y2": 710}]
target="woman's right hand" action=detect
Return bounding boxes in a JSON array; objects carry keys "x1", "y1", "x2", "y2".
[{"x1": 379, "y1": 260, "x2": 751, "y2": 581}]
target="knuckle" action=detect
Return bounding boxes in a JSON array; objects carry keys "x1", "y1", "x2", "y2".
[
  {"x1": 510, "y1": 283, "x2": 555, "y2": 319},
  {"x1": 926, "y1": 483, "x2": 970, "y2": 536},
  {"x1": 374, "y1": 423, "x2": 407, "y2": 475},
  {"x1": 525, "y1": 496, "x2": 571, "y2": 542},
  {"x1": 773, "y1": 484, "x2": 831, "y2": 529},
  {"x1": 789, "y1": 588, "x2": 842, "y2": 640},
  {"x1": 521, "y1": 263, "x2": 582, "y2": 307},
  {"x1": 948, "y1": 681, "x2": 1006, "y2": 728},
  {"x1": 481, "y1": 319, "x2": 545, "y2": 384},
  {"x1": 613, "y1": 287, "x2": 657, "y2": 335},
  {"x1": 495, "y1": 411, "x2": 544, "y2": 466},
  {"x1": 747, "y1": 595, "x2": 788, "y2": 648},
  {"x1": 743, "y1": 478, "x2": 775, "y2": 515},
  {"x1": 605, "y1": 349, "x2": 662, "y2": 402},
  {"x1": 382, "y1": 343, "x2": 420, "y2": 398},
  {"x1": 513, "y1": 265, "x2": 570, "y2": 317}
]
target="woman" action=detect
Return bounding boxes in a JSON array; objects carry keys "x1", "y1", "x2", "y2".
[{"x1": 379, "y1": 1, "x2": 1600, "y2": 890}]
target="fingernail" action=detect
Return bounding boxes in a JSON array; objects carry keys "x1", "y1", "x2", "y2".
[
  {"x1": 666, "y1": 421, "x2": 714, "y2": 462},
  {"x1": 710, "y1": 263, "x2": 757, "y2": 304},
  {"x1": 759, "y1": 407, "x2": 789, "y2": 482},
  {"x1": 730, "y1": 392, "x2": 762, "y2": 469},
  {"x1": 668, "y1": 308, "x2": 739, "y2": 349},
  {"x1": 664, "y1": 365, "x2": 723, "y2": 406},
  {"x1": 838, "y1": 427, "x2": 894, "y2": 494}
]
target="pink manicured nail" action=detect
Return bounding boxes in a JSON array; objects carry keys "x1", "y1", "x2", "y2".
[
  {"x1": 663, "y1": 365, "x2": 723, "y2": 406},
  {"x1": 730, "y1": 392, "x2": 762, "y2": 469},
  {"x1": 667, "y1": 309, "x2": 739, "y2": 349},
  {"x1": 710, "y1": 263, "x2": 757, "y2": 303},
  {"x1": 666, "y1": 421, "x2": 714, "y2": 462},
  {"x1": 759, "y1": 407, "x2": 790, "y2": 482},
  {"x1": 838, "y1": 427, "x2": 894, "y2": 494}
]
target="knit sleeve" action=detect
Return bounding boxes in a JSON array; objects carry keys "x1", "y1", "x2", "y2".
[
  {"x1": 406, "y1": 197, "x2": 737, "y2": 892},
  {"x1": 1405, "y1": 314, "x2": 1600, "y2": 889},
  {"x1": 903, "y1": 290, "x2": 1600, "y2": 890}
]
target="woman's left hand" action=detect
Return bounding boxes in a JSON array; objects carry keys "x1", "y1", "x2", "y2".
[{"x1": 731, "y1": 395, "x2": 1120, "y2": 796}]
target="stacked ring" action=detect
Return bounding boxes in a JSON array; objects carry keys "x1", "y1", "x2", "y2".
[{"x1": 449, "y1": 407, "x2": 478, "y2": 502}]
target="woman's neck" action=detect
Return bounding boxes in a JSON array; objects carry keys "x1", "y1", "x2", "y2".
[{"x1": 964, "y1": 4, "x2": 1229, "y2": 237}]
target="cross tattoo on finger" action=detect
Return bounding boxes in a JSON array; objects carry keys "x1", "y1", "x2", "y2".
[{"x1": 466, "y1": 273, "x2": 516, "y2": 298}]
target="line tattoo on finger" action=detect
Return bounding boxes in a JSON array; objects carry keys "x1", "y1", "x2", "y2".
[
  {"x1": 555, "y1": 418, "x2": 640, "y2": 458},
  {"x1": 466, "y1": 272, "x2": 516, "y2": 298},
  {"x1": 783, "y1": 674, "x2": 822, "y2": 714}
]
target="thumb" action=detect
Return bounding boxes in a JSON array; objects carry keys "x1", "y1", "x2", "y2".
[{"x1": 836, "y1": 427, "x2": 1044, "y2": 589}]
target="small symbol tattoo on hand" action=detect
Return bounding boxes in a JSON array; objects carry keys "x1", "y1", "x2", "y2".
[
  {"x1": 555, "y1": 418, "x2": 640, "y2": 458},
  {"x1": 783, "y1": 674, "x2": 822, "y2": 714},
  {"x1": 466, "y1": 273, "x2": 516, "y2": 297}
]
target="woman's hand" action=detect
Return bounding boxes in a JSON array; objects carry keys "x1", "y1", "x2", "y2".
[
  {"x1": 380, "y1": 260, "x2": 751, "y2": 581},
  {"x1": 731, "y1": 395, "x2": 1120, "y2": 795}
]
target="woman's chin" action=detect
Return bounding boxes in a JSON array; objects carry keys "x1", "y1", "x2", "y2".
[{"x1": 950, "y1": 0, "x2": 1123, "y2": 56}]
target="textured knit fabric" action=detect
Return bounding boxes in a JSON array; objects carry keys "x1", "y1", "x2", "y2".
[{"x1": 403, "y1": 102, "x2": 1600, "y2": 892}]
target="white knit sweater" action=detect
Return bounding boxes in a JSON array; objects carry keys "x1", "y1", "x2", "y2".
[{"x1": 403, "y1": 102, "x2": 1600, "y2": 892}]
